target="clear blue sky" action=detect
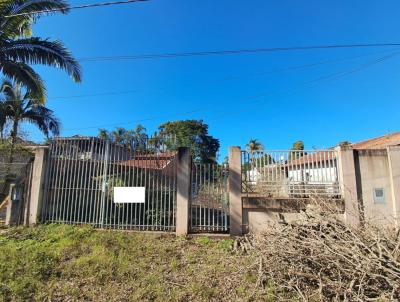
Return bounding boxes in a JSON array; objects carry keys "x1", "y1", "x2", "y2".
[{"x1": 27, "y1": 0, "x2": 400, "y2": 159}]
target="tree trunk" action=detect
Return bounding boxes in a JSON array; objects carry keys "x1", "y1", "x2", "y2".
[{"x1": 8, "y1": 119, "x2": 19, "y2": 164}]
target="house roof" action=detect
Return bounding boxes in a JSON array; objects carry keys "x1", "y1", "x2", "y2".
[
  {"x1": 285, "y1": 132, "x2": 400, "y2": 167},
  {"x1": 351, "y1": 132, "x2": 400, "y2": 150},
  {"x1": 118, "y1": 151, "x2": 177, "y2": 170}
]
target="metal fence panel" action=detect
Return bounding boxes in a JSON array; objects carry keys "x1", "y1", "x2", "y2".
[
  {"x1": 242, "y1": 150, "x2": 342, "y2": 199},
  {"x1": 42, "y1": 137, "x2": 177, "y2": 231},
  {"x1": 190, "y1": 163, "x2": 229, "y2": 232}
]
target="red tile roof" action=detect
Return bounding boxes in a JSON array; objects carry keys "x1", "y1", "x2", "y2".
[
  {"x1": 118, "y1": 151, "x2": 177, "y2": 170},
  {"x1": 351, "y1": 132, "x2": 400, "y2": 150}
]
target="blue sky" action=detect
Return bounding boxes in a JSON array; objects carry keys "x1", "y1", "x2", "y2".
[{"x1": 27, "y1": 0, "x2": 400, "y2": 159}]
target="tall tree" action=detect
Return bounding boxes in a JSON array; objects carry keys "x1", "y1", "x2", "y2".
[
  {"x1": 246, "y1": 139, "x2": 263, "y2": 152},
  {"x1": 98, "y1": 128, "x2": 109, "y2": 140},
  {"x1": 157, "y1": 120, "x2": 220, "y2": 163},
  {"x1": 111, "y1": 127, "x2": 127, "y2": 146},
  {"x1": 0, "y1": 0, "x2": 82, "y2": 103},
  {"x1": 0, "y1": 79, "x2": 60, "y2": 158},
  {"x1": 289, "y1": 140, "x2": 305, "y2": 160}
]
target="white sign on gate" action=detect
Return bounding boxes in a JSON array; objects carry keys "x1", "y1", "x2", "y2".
[{"x1": 113, "y1": 187, "x2": 146, "y2": 203}]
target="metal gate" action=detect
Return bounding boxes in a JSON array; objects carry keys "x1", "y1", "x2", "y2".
[
  {"x1": 41, "y1": 137, "x2": 177, "y2": 231},
  {"x1": 190, "y1": 163, "x2": 229, "y2": 233}
]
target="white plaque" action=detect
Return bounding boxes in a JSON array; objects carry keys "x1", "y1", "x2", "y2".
[{"x1": 114, "y1": 187, "x2": 145, "y2": 203}]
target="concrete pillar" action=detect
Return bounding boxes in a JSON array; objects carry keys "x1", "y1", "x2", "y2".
[
  {"x1": 176, "y1": 147, "x2": 191, "y2": 236},
  {"x1": 28, "y1": 147, "x2": 48, "y2": 225},
  {"x1": 336, "y1": 146, "x2": 361, "y2": 227},
  {"x1": 229, "y1": 146, "x2": 243, "y2": 236},
  {"x1": 387, "y1": 146, "x2": 400, "y2": 228},
  {"x1": 5, "y1": 184, "x2": 17, "y2": 226}
]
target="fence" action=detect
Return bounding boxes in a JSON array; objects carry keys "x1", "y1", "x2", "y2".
[
  {"x1": 190, "y1": 163, "x2": 229, "y2": 232},
  {"x1": 0, "y1": 160, "x2": 34, "y2": 226},
  {"x1": 242, "y1": 150, "x2": 341, "y2": 199},
  {"x1": 41, "y1": 137, "x2": 177, "y2": 231}
]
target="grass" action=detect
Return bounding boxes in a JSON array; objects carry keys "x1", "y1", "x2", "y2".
[{"x1": 0, "y1": 225, "x2": 265, "y2": 301}]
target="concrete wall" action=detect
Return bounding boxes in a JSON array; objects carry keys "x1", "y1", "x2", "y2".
[
  {"x1": 241, "y1": 146, "x2": 400, "y2": 233},
  {"x1": 356, "y1": 148, "x2": 399, "y2": 227}
]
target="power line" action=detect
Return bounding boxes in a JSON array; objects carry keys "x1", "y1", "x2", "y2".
[
  {"x1": 78, "y1": 43, "x2": 400, "y2": 62},
  {"x1": 21, "y1": 47, "x2": 396, "y2": 103},
  {"x1": 62, "y1": 51, "x2": 400, "y2": 132},
  {"x1": 4, "y1": 0, "x2": 148, "y2": 18},
  {"x1": 207, "y1": 52, "x2": 400, "y2": 122}
]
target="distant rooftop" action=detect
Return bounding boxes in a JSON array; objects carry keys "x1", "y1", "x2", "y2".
[{"x1": 351, "y1": 132, "x2": 400, "y2": 150}]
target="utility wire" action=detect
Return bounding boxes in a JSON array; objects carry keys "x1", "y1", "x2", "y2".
[
  {"x1": 78, "y1": 43, "x2": 400, "y2": 62},
  {"x1": 16, "y1": 47, "x2": 396, "y2": 103},
  {"x1": 3, "y1": 0, "x2": 148, "y2": 18},
  {"x1": 62, "y1": 51, "x2": 400, "y2": 132},
  {"x1": 207, "y1": 51, "x2": 400, "y2": 122}
]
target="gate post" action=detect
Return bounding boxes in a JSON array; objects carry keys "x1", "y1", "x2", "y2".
[
  {"x1": 229, "y1": 146, "x2": 243, "y2": 236},
  {"x1": 336, "y1": 145, "x2": 361, "y2": 227},
  {"x1": 27, "y1": 146, "x2": 48, "y2": 225},
  {"x1": 176, "y1": 147, "x2": 191, "y2": 236}
]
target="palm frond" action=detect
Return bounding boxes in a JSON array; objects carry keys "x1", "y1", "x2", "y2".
[
  {"x1": 22, "y1": 103, "x2": 60, "y2": 137},
  {"x1": 0, "y1": 60, "x2": 46, "y2": 103},
  {"x1": 0, "y1": 0, "x2": 69, "y2": 38},
  {"x1": 1, "y1": 38, "x2": 82, "y2": 83}
]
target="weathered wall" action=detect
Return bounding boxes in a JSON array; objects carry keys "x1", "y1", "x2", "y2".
[{"x1": 355, "y1": 149, "x2": 394, "y2": 226}]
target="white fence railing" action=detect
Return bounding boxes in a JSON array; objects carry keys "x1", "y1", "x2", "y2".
[{"x1": 242, "y1": 150, "x2": 342, "y2": 198}]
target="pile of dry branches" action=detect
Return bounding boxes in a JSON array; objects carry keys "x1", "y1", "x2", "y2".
[{"x1": 241, "y1": 206, "x2": 400, "y2": 301}]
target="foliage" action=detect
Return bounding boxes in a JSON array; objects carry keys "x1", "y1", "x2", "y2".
[
  {"x1": 97, "y1": 124, "x2": 148, "y2": 150},
  {"x1": 246, "y1": 139, "x2": 263, "y2": 152},
  {"x1": 156, "y1": 120, "x2": 220, "y2": 163},
  {"x1": 289, "y1": 140, "x2": 306, "y2": 160},
  {"x1": 0, "y1": 0, "x2": 81, "y2": 103},
  {"x1": 0, "y1": 224, "x2": 266, "y2": 301},
  {"x1": 0, "y1": 80, "x2": 60, "y2": 145}
]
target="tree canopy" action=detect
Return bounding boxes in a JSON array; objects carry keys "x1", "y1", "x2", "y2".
[{"x1": 156, "y1": 120, "x2": 220, "y2": 163}]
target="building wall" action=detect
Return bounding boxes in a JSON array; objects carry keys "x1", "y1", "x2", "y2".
[
  {"x1": 243, "y1": 147, "x2": 400, "y2": 234},
  {"x1": 356, "y1": 149, "x2": 398, "y2": 227}
]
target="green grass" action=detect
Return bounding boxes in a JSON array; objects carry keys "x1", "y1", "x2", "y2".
[{"x1": 0, "y1": 225, "x2": 265, "y2": 301}]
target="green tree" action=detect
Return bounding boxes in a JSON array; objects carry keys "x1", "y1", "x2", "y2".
[
  {"x1": 98, "y1": 128, "x2": 109, "y2": 140},
  {"x1": 0, "y1": 0, "x2": 82, "y2": 103},
  {"x1": 156, "y1": 120, "x2": 219, "y2": 163},
  {"x1": 246, "y1": 139, "x2": 263, "y2": 152},
  {"x1": 0, "y1": 80, "x2": 60, "y2": 160},
  {"x1": 289, "y1": 140, "x2": 305, "y2": 160},
  {"x1": 111, "y1": 127, "x2": 127, "y2": 146}
]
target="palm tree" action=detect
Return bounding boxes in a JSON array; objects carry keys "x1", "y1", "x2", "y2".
[
  {"x1": 98, "y1": 128, "x2": 109, "y2": 141},
  {"x1": 246, "y1": 139, "x2": 263, "y2": 152},
  {"x1": 0, "y1": 0, "x2": 81, "y2": 103},
  {"x1": 111, "y1": 127, "x2": 127, "y2": 146},
  {"x1": 0, "y1": 80, "x2": 60, "y2": 148}
]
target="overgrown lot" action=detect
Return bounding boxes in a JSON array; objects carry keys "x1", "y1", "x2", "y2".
[{"x1": 0, "y1": 225, "x2": 268, "y2": 302}]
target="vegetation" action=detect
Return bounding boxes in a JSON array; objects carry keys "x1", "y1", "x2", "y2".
[
  {"x1": 236, "y1": 203, "x2": 400, "y2": 301},
  {"x1": 156, "y1": 120, "x2": 220, "y2": 163},
  {"x1": 99, "y1": 120, "x2": 220, "y2": 163},
  {"x1": 0, "y1": 0, "x2": 81, "y2": 103},
  {"x1": 246, "y1": 139, "x2": 263, "y2": 152},
  {"x1": 0, "y1": 225, "x2": 267, "y2": 301},
  {"x1": 0, "y1": 80, "x2": 59, "y2": 166},
  {"x1": 289, "y1": 140, "x2": 305, "y2": 160},
  {"x1": 98, "y1": 125, "x2": 148, "y2": 150},
  {"x1": 0, "y1": 80, "x2": 60, "y2": 146}
]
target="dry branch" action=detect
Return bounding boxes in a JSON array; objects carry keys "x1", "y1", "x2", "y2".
[{"x1": 237, "y1": 201, "x2": 400, "y2": 301}]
